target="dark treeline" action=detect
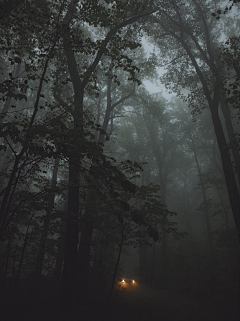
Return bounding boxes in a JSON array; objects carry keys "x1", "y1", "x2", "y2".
[{"x1": 0, "y1": 0, "x2": 239, "y2": 320}]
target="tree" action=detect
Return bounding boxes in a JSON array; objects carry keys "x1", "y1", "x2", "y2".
[
  {"x1": 145, "y1": 0, "x2": 240, "y2": 240},
  {"x1": 0, "y1": 0, "x2": 64, "y2": 240},
  {"x1": 58, "y1": 1, "x2": 157, "y2": 312}
]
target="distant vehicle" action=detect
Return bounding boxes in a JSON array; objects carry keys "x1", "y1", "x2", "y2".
[{"x1": 119, "y1": 274, "x2": 136, "y2": 284}]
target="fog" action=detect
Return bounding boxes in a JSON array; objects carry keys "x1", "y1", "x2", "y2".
[{"x1": 0, "y1": 1, "x2": 239, "y2": 320}]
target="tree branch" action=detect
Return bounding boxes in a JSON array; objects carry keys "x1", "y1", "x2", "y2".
[{"x1": 82, "y1": 8, "x2": 157, "y2": 88}]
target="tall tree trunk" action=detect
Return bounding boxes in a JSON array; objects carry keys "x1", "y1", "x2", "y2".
[
  {"x1": 15, "y1": 214, "x2": 33, "y2": 287},
  {"x1": 60, "y1": 44, "x2": 85, "y2": 320},
  {"x1": 139, "y1": 231, "x2": 148, "y2": 282},
  {"x1": 77, "y1": 176, "x2": 97, "y2": 297},
  {"x1": 110, "y1": 228, "x2": 124, "y2": 296},
  {"x1": 54, "y1": 210, "x2": 67, "y2": 283},
  {"x1": 34, "y1": 157, "x2": 60, "y2": 280},
  {"x1": 210, "y1": 104, "x2": 240, "y2": 240},
  {"x1": 211, "y1": 134, "x2": 223, "y2": 176},
  {"x1": 60, "y1": 8, "x2": 84, "y2": 312},
  {"x1": 150, "y1": 241, "x2": 156, "y2": 283},
  {"x1": 139, "y1": 168, "x2": 151, "y2": 282},
  {"x1": 60, "y1": 156, "x2": 80, "y2": 312},
  {"x1": 159, "y1": 176, "x2": 167, "y2": 283},
  {"x1": 145, "y1": 120, "x2": 169, "y2": 282},
  {"x1": 220, "y1": 96, "x2": 240, "y2": 185},
  {"x1": 183, "y1": 174, "x2": 196, "y2": 243},
  {"x1": 178, "y1": 36, "x2": 240, "y2": 241},
  {"x1": 190, "y1": 135, "x2": 213, "y2": 256},
  {"x1": 0, "y1": 237, "x2": 11, "y2": 298}
]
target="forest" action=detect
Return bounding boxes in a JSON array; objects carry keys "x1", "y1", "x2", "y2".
[{"x1": 0, "y1": 0, "x2": 239, "y2": 320}]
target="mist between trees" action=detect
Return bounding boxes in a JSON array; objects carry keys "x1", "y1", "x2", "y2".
[{"x1": 0, "y1": 0, "x2": 239, "y2": 320}]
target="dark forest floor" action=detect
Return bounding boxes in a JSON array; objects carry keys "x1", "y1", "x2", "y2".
[
  {"x1": 0, "y1": 281, "x2": 239, "y2": 321},
  {"x1": 107, "y1": 283, "x2": 239, "y2": 321}
]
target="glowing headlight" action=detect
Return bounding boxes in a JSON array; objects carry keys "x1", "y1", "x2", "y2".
[
  {"x1": 122, "y1": 279, "x2": 125, "y2": 283},
  {"x1": 132, "y1": 280, "x2": 135, "y2": 283}
]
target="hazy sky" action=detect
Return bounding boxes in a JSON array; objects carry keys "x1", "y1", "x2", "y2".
[
  {"x1": 142, "y1": 37, "x2": 174, "y2": 100},
  {"x1": 143, "y1": 79, "x2": 173, "y2": 100}
]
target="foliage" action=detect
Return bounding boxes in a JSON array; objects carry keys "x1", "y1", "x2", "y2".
[{"x1": 0, "y1": 1, "x2": 239, "y2": 318}]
